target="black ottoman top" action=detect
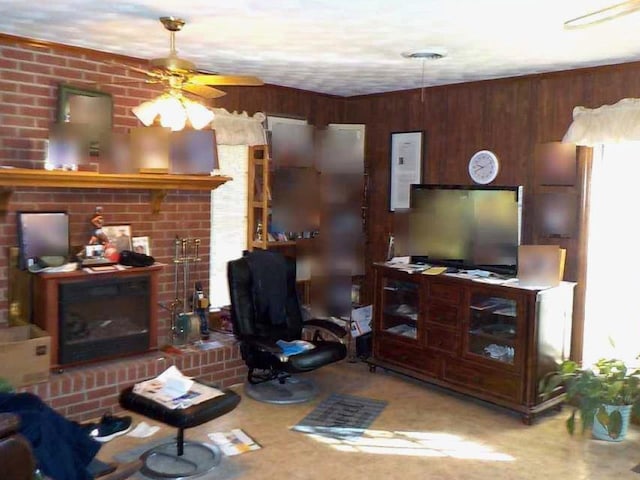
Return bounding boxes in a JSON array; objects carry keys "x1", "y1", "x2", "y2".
[{"x1": 119, "y1": 383, "x2": 241, "y2": 429}]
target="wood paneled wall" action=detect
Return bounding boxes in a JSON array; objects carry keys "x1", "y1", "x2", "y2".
[{"x1": 344, "y1": 61, "x2": 640, "y2": 300}]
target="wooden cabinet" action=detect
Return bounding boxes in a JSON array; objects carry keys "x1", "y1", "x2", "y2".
[{"x1": 370, "y1": 264, "x2": 575, "y2": 423}]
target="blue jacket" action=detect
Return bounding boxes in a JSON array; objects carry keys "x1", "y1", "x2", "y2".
[{"x1": 0, "y1": 392, "x2": 101, "y2": 480}]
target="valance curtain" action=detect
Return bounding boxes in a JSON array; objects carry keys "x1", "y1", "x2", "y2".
[
  {"x1": 563, "y1": 98, "x2": 640, "y2": 146},
  {"x1": 210, "y1": 108, "x2": 266, "y2": 146}
]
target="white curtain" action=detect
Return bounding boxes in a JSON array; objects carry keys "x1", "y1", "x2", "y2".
[
  {"x1": 582, "y1": 142, "x2": 640, "y2": 365},
  {"x1": 211, "y1": 108, "x2": 266, "y2": 146},
  {"x1": 563, "y1": 99, "x2": 640, "y2": 364},
  {"x1": 210, "y1": 110, "x2": 266, "y2": 309},
  {"x1": 563, "y1": 98, "x2": 640, "y2": 146}
]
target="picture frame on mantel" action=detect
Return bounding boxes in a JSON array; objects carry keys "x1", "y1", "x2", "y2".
[
  {"x1": 56, "y1": 84, "x2": 113, "y2": 156},
  {"x1": 389, "y1": 130, "x2": 424, "y2": 211}
]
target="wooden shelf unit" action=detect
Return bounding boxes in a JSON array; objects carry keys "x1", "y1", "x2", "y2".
[
  {"x1": 0, "y1": 168, "x2": 231, "y2": 214},
  {"x1": 247, "y1": 145, "x2": 271, "y2": 250},
  {"x1": 369, "y1": 264, "x2": 575, "y2": 424}
]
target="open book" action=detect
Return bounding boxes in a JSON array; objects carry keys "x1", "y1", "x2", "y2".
[{"x1": 133, "y1": 366, "x2": 224, "y2": 409}]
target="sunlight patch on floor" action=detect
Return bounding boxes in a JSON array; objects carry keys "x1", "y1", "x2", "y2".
[{"x1": 301, "y1": 428, "x2": 515, "y2": 461}]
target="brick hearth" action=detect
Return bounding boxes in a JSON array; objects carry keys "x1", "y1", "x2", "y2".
[{"x1": 17, "y1": 333, "x2": 246, "y2": 421}]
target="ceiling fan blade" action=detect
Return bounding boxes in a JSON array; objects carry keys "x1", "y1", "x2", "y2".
[
  {"x1": 182, "y1": 84, "x2": 227, "y2": 99},
  {"x1": 565, "y1": 0, "x2": 640, "y2": 28},
  {"x1": 102, "y1": 79, "x2": 163, "y2": 85},
  {"x1": 188, "y1": 74, "x2": 264, "y2": 86},
  {"x1": 102, "y1": 60, "x2": 161, "y2": 79}
]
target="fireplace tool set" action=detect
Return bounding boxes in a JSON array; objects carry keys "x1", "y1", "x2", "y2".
[{"x1": 168, "y1": 236, "x2": 210, "y2": 345}]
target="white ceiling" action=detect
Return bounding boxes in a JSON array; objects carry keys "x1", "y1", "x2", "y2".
[{"x1": 2, "y1": 0, "x2": 640, "y2": 97}]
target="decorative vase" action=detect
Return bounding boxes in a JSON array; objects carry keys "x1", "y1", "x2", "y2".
[{"x1": 592, "y1": 404, "x2": 632, "y2": 442}]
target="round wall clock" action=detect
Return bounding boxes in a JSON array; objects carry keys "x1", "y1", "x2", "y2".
[{"x1": 468, "y1": 150, "x2": 499, "y2": 184}]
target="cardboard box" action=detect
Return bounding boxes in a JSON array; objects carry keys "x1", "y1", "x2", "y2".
[
  {"x1": 518, "y1": 245, "x2": 566, "y2": 287},
  {"x1": 0, "y1": 324, "x2": 50, "y2": 388}
]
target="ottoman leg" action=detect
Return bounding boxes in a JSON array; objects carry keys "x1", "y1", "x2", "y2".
[{"x1": 177, "y1": 428, "x2": 184, "y2": 456}]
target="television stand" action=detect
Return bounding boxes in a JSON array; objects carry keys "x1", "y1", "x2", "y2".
[{"x1": 370, "y1": 262, "x2": 574, "y2": 424}]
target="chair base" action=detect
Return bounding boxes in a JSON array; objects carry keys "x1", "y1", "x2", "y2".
[
  {"x1": 140, "y1": 441, "x2": 221, "y2": 479},
  {"x1": 244, "y1": 376, "x2": 319, "y2": 404}
]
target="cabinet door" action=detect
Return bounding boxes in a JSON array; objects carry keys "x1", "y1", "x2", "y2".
[
  {"x1": 379, "y1": 276, "x2": 423, "y2": 344},
  {"x1": 463, "y1": 290, "x2": 524, "y2": 370}
]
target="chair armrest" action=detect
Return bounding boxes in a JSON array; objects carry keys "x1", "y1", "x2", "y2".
[
  {"x1": 304, "y1": 319, "x2": 349, "y2": 339},
  {"x1": 242, "y1": 336, "x2": 283, "y2": 354},
  {"x1": 0, "y1": 413, "x2": 20, "y2": 438}
]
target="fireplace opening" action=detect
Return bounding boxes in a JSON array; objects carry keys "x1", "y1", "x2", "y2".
[{"x1": 58, "y1": 275, "x2": 151, "y2": 365}]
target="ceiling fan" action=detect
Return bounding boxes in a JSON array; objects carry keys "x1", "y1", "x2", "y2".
[
  {"x1": 564, "y1": 0, "x2": 640, "y2": 28},
  {"x1": 115, "y1": 16, "x2": 263, "y2": 99}
]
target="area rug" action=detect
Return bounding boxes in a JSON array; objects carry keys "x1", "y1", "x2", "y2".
[
  {"x1": 113, "y1": 435, "x2": 244, "y2": 480},
  {"x1": 292, "y1": 393, "x2": 387, "y2": 440}
]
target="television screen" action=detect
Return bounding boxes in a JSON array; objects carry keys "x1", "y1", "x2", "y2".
[
  {"x1": 396, "y1": 185, "x2": 523, "y2": 275},
  {"x1": 17, "y1": 211, "x2": 70, "y2": 270}
]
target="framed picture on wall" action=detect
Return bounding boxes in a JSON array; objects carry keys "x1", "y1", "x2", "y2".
[
  {"x1": 389, "y1": 131, "x2": 424, "y2": 211},
  {"x1": 56, "y1": 84, "x2": 113, "y2": 156}
]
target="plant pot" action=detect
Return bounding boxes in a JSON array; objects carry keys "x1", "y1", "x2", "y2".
[{"x1": 592, "y1": 404, "x2": 632, "y2": 442}]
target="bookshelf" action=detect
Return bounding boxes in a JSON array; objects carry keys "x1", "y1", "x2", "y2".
[{"x1": 246, "y1": 145, "x2": 297, "y2": 251}]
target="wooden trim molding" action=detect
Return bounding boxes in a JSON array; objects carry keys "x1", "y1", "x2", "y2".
[{"x1": 0, "y1": 169, "x2": 231, "y2": 214}]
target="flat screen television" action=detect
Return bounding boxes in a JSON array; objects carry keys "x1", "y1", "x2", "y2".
[
  {"x1": 396, "y1": 184, "x2": 523, "y2": 275},
  {"x1": 17, "y1": 211, "x2": 70, "y2": 270}
]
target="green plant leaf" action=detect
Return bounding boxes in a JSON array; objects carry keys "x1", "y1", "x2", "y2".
[
  {"x1": 566, "y1": 411, "x2": 576, "y2": 435},
  {"x1": 595, "y1": 407, "x2": 610, "y2": 428},
  {"x1": 608, "y1": 409, "x2": 623, "y2": 439}
]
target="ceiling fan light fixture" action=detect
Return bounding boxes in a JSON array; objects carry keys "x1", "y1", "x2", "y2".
[
  {"x1": 183, "y1": 99, "x2": 215, "y2": 130},
  {"x1": 157, "y1": 95, "x2": 187, "y2": 131},
  {"x1": 132, "y1": 100, "x2": 159, "y2": 127},
  {"x1": 132, "y1": 92, "x2": 215, "y2": 131},
  {"x1": 401, "y1": 48, "x2": 448, "y2": 60}
]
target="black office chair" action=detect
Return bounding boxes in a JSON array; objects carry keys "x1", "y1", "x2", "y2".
[{"x1": 227, "y1": 250, "x2": 348, "y2": 404}]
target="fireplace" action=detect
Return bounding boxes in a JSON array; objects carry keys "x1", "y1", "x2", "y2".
[
  {"x1": 58, "y1": 276, "x2": 151, "y2": 365},
  {"x1": 33, "y1": 266, "x2": 161, "y2": 368}
]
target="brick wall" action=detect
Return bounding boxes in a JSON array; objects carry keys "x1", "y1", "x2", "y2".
[
  {"x1": 0, "y1": 36, "x2": 248, "y2": 417},
  {"x1": 19, "y1": 332, "x2": 245, "y2": 421},
  {"x1": 0, "y1": 36, "x2": 213, "y2": 338}
]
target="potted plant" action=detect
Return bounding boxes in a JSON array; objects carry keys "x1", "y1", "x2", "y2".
[{"x1": 540, "y1": 357, "x2": 640, "y2": 441}]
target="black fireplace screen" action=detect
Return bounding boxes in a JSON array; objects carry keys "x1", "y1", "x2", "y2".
[{"x1": 58, "y1": 275, "x2": 151, "y2": 365}]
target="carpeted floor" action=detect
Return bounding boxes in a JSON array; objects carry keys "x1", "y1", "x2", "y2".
[{"x1": 97, "y1": 362, "x2": 640, "y2": 480}]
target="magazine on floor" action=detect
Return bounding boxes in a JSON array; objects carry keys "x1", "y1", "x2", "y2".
[
  {"x1": 133, "y1": 366, "x2": 224, "y2": 409},
  {"x1": 208, "y1": 428, "x2": 262, "y2": 456}
]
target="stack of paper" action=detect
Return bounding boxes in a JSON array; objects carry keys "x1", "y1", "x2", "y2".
[{"x1": 133, "y1": 366, "x2": 223, "y2": 409}]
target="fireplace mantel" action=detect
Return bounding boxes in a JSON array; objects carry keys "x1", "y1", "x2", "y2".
[{"x1": 0, "y1": 169, "x2": 232, "y2": 214}]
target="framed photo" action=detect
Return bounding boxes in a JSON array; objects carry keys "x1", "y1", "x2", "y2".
[
  {"x1": 389, "y1": 131, "x2": 424, "y2": 211},
  {"x1": 102, "y1": 225, "x2": 132, "y2": 253},
  {"x1": 132, "y1": 236, "x2": 151, "y2": 256},
  {"x1": 57, "y1": 84, "x2": 113, "y2": 156},
  {"x1": 85, "y1": 244, "x2": 105, "y2": 258}
]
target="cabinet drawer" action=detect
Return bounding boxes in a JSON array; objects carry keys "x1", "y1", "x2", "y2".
[
  {"x1": 426, "y1": 302, "x2": 459, "y2": 326},
  {"x1": 429, "y1": 282, "x2": 463, "y2": 304},
  {"x1": 442, "y1": 360, "x2": 522, "y2": 403},
  {"x1": 375, "y1": 340, "x2": 438, "y2": 376},
  {"x1": 426, "y1": 325, "x2": 458, "y2": 354}
]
